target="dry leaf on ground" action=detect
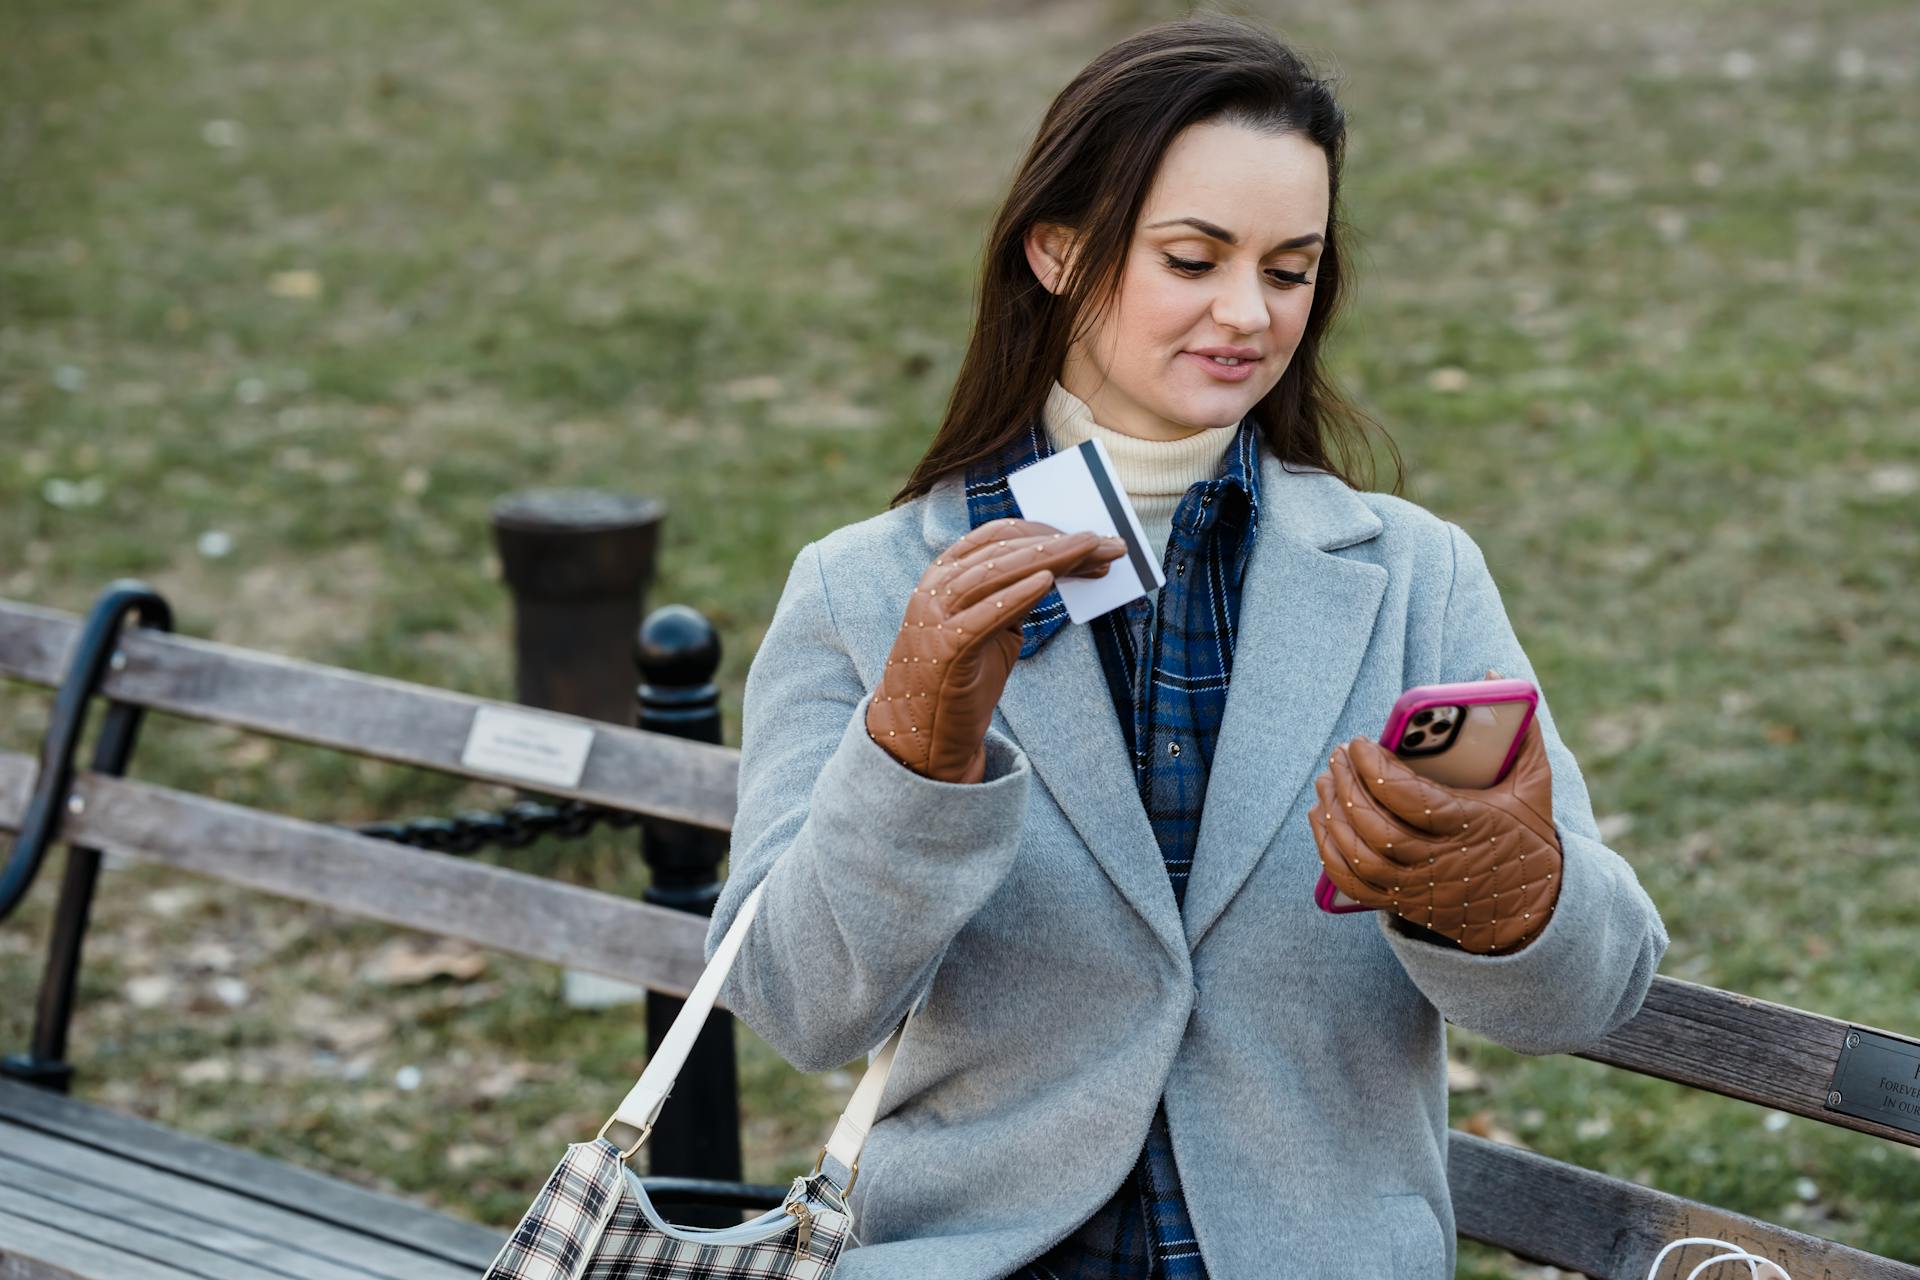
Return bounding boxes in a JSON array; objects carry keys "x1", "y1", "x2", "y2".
[{"x1": 362, "y1": 938, "x2": 489, "y2": 986}]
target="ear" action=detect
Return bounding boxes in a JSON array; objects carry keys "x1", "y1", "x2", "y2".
[{"x1": 1023, "y1": 222, "x2": 1083, "y2": 295}]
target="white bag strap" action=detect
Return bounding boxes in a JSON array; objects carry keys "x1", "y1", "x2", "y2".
[{"x1": 599, "y1": 878, "x2": 908, "y2": 1194}]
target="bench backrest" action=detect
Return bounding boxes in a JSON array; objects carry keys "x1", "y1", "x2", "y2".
[
  {"x1": 0, "y1": 597, "x2": 721, "y2": 996},
  {"x1": 1, "y1": 596, "x2": 1914, "y2": 1279}
]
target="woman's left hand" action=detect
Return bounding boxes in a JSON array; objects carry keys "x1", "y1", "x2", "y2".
[{"x1": 1309, "y1": 670, "x2": 1565, "y2": 955}]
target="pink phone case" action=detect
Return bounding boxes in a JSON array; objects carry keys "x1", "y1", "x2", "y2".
[{"x1": 1312, "y1": 678, "x2": 1539, "y2": 914}]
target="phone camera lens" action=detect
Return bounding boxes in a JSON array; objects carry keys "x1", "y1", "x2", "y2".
[
  {"x1": 1412, "y1": 710, "x2": 1433, "y2": 726},
  {"x1": 1401, "y1": 729, "x2": 1427, "y2": 748}
]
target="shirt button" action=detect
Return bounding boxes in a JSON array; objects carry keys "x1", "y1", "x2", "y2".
[
  {"x1": 1176, "y1": 561, "x2": 1187, "y2": 577},
  {"x1": 1169, "y1": 741, "x2": 1182, "y2": 758}
]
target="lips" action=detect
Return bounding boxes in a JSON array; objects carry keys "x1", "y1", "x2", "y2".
[{"x1": 1181, "y1": 350, "x2": 1258, "y2": 381}]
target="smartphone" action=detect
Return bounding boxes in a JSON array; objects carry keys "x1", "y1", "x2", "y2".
[{"x1": 1312, "y1": 678, "x2": 1539, "y2": 914}]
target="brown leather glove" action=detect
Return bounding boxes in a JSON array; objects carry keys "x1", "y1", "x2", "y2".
[
  {"x1": 1309, "y1": 670, "x2": 1564, "y2": 955},
  {"x1": 866, "y1": 517, "x2": 1125, "y2": 784}
]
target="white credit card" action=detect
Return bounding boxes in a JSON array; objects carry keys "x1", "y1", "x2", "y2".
[{"x1": 1005, "y1": 438, "x2": 1164, "y2": 623}]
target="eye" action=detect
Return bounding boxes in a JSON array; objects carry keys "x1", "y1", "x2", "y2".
[{"x1": 1161, "y1": 253, "x2": 1311, "y2": 289}]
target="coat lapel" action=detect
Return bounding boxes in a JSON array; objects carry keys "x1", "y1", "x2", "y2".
[
  {"x1": 995, "y1": 622, "x2": 1188, "y2": 962},
  {"x1": 916, "y1": 454, "x2": 1390, "y2": 962},
  {"x1": 919, "y1": 476, "x2": 1187, "y2": 964},
  {"x1": 1179, "y1": 458, "x2": 1387, "y2": 951}
]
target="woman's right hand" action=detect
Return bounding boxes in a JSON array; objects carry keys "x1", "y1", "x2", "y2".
[{"x1": 866, "y1": 518, "x2": 1126, "y2": 783}]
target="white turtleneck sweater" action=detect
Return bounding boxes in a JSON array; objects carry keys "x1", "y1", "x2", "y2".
[{"x1": 1041, "y1": 379, "x2": 1240, "y2": 568}]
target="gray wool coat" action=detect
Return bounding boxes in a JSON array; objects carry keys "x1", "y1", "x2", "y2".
[{"x1": 704, "y1": 451, "x2": 1670, "y2": 1280}]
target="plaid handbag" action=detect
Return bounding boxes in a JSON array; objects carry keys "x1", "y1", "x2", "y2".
[{"x1": 482, "y1": 880, "x2": 909, "y2": 1279}]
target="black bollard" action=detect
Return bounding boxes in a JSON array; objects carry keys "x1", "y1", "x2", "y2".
[
  {"x1": 635, "y1": 605, "x2": 742, "y2": 1221},
  {"x1": 490, "y1": 490, "x2": 664, "y2": 724},
  {"x1": 492, "y1": 490, "x2": 663, "y2": 1009}
]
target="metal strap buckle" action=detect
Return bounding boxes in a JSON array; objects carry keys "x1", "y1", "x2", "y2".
[
  {"x1": 595, "y1": 1114, "x2": 653, "y2": 1161},
  {"x1": 810, "y1": 1143, "x2": 861, "y2": 1200}
]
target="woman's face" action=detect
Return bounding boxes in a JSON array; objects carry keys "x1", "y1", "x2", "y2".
[{"x1": 1026, "y1": 121, "x2": 1331, "y2": 442}]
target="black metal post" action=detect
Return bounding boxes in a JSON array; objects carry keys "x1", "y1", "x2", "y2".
[
  {"x1": 635, "y1": 605, "x2": 741, "y2": 1223},
  {"x1": 490, "y1": 489, "x2": 665, "y2": 995},
  {"x1": 490, "y1": 490, "x2": 664, "y2": 724}
]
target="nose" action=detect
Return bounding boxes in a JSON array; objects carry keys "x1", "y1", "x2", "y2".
[{"x1": 1210, "y1": 267, "x2": 1271, "y2": 339}]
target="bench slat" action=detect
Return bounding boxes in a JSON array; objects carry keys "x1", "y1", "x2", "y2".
[
  {"x1": 0, "y1": 753, "x2": 716, "y2": 1000},
  {"x1": 0, "y1": 598, "x2": 738, "y2": 831},
  {"x1": 1574, "y1": 975, "x2": 1920, "y2": 1149},
  {"x1": 0, "y1": 1179, "x2": 338, "y2": 1280},
  {"x1": 0, "y1": 1080, "x2": 501, "y2": 1273},
  {"x1": 0, "y1": 1207, "x2": 198, "y2": 1280},
  {"x1": 0, "y1": 1123, "x2": 477, "y2": 1280},
  {"x1": 1450, "y1": 1130, "x2": 1920, "y2": 1278}
]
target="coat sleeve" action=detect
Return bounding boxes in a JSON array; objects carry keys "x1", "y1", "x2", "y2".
[
  {"x1": 704, "y1": 541, "x2": 1034, "y2": 1072},
  {"x1": 1375, "y1": 520, "x2": 1670, "y2": 1055}
]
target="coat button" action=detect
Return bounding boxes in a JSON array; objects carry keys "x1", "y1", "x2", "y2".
[{"x1": 1168, "y1": 741, "x2": 1182, "y2": 758}]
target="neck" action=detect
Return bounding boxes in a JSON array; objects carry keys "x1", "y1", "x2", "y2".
[{"x1": 1042, "y1": 380, "x2": 1238, "y2": 565}]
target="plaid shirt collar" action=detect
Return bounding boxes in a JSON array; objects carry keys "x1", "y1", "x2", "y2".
[{"x1": 963, "y1": 406, "x2": 1264, "y2": 657}]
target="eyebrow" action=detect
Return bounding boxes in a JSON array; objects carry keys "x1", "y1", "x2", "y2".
[{"x1": 1144, "y1": 217, "x2": 1324, "y2": 252}]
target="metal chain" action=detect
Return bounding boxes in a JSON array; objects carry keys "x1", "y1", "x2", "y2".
[{"x1": 350, "y1": 798, "x2": 642, "y2": 856}]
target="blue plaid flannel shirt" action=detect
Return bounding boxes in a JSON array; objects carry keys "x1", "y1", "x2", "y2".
[{"x1": 965, "y1": 410, "x2": 1263, "y2": 1280}]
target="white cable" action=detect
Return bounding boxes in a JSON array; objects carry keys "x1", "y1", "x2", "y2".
[
  {"x1": 1685, "y1": 1253, "x2": 1760, "y2": 1280},
  {"x1": 1645, "y1": 1235, "x2": 1792, "y2": 1280}
]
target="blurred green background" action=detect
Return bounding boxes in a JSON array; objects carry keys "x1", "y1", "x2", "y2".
[{"x1": 2, "y1": 0, "x2": 1916, "y2": 1274}]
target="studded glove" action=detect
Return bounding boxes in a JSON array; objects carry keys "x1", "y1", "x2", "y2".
[
  {"x1": 866, "y1": 518, "x2": 1125, "y2": 784},
  {"x1": 1309, "y1": 670, "x2": 1564, "y2": 955}
]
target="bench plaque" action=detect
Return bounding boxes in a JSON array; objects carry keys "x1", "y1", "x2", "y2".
[
  {"x1": 1825, "y1": 1026, "x2": 1920, "y2": 1139},
  {"x1": 460, "y1": 706, "x2": 596, "y2": 789}
]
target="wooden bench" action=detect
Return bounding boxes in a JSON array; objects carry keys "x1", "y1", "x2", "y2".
[{"x1": 1, "y1": 589, "x2": 1915, "y2": 1278}]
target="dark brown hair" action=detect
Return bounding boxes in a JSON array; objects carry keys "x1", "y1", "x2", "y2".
[{"x1": 891, "y1": 11, "x2": 1402, "y2": 507}]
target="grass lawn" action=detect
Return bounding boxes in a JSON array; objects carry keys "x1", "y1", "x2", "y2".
[{"x1": 3, "y1": 0, "x2": 1916, "y2": 1273}]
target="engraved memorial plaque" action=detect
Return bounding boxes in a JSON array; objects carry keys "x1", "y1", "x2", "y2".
[
  {"x1": 460, "y1": 705, "x2": 596, "y2": 790},
  {"x1": 1825, "y1": 1026, "x2": 1920, "y2": 1139}
]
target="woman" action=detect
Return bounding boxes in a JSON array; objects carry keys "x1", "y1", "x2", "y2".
[{"x1": 706, "y1": 14, "x2": 1669, "y2": 1279}]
